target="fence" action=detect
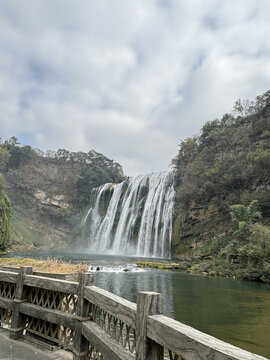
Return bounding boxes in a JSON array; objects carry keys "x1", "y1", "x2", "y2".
[{"x1": 0, "y1": 266, "x2": 268, "y2": 360}]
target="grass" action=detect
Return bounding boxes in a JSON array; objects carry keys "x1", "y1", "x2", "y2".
[
  {"x1": 134, "y1": 261, "x2": 183, "y2": 270},
  {"x1": 0, "y1": 257, "x2": 89, "y2": 274},
  {"x1": 10, "y1": 206, "x2": 44, "y2": 246}
]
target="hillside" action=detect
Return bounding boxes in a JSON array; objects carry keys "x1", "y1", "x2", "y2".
[
  {"x1": 0, "y1": 138, "x2": 124, "y2": 251},
  {"x1": 172, "y1": 90, "x2": 270, "y2": 282}
]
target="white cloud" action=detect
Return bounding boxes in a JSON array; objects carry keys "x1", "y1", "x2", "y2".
[{"x1": 0, "y1": 0, "x2": 270, "y2": 175}]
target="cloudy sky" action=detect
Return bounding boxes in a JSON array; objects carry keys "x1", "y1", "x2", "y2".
[{"x1": 1, "y1": 0, "x2": 270, "y2": 175}]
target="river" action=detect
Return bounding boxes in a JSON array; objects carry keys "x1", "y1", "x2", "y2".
[{"x1": 2, "y1": 251, "x2": 270, "y2": 358}]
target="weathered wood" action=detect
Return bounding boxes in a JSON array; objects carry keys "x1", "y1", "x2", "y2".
[
  {"x1": 77, "y1": 273, "x2": 94, "y2": 318},
  {"x1": 73, "y1": 273, "x2": 94, "y2": 360},
  {"x1": 82, "y1": 321, "x2": 135, "y2": 360},
  {"x1": 0, "y1": 270, "x2": 18, "y2": 283},
  {"x1": 0, "y1": 297, "x2": 13, "y2": 310},
  {"x1": 0, "y1": 267, "x2": 268, "y2": 360},
  {"x1": 136, "y1": 292, "x2": 163, "y2": 360},
  {"x1": 15, "y1": 266, "x2": 33, "y2": 300},
  {"x1": 84, "y1": 285, "x2": 136, "y2": 327},
  {"x1": 147, "y1": 314, "x2": 268, "y2": 360},
  {"x1": 1, "y1": 266, "x2": 78, "y2": 280},
  {"x1": 19, "y1": 303, "x2": 77, "y2": 329},
  {"x1": 24, "y1": 274, "x2": 79, "y2": 294},
  {"x1": 10, "y1": 266, "x2": 33, "y2": 339}
]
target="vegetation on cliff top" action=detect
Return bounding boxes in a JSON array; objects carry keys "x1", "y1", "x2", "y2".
[
  {"x1": 172, "y1": 90, "x2": 270, "y2": 283},
  {"x1": 0, "y1": 137, "x2": 124, "y2": 207}
]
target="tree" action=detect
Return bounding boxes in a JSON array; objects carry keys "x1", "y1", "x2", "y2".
[
  {"x1": 0, "y1": 174, "x2": 10, "y2": 251},
  {"x1": 7, "y1": 145, "x2": 33, "y2": 169},
  {"x1": 0, "y1": 147, "x2": 10, "y2": 170},
  {"x1": 230, "y1": 200, "x2": 262, "y2": 227}
]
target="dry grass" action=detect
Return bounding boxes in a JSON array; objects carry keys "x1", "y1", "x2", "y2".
[
  {"x1": 0, "y1": 257, "x2": 89, "y2": 274},
  {"x1": 134, "y1": 261, "x2": 182, "y2": 270}
]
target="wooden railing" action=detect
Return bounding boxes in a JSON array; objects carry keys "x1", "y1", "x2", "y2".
[{"x1": 0, "y1": 266, "x2": 268, "y2": 360}]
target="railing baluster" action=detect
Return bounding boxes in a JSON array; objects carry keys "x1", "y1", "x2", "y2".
[
  {"x1": 9, "y1": 266, "x2": 33, "y2": 340},
  {"x1": 136, "y1": 291, "x2": 164, "y2": 360},
  {"x1": 73, "y1": 272, "x2": 94, "y2": 360}
]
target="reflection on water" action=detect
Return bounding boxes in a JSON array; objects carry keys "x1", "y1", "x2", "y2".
[
  {"x1": 2, "y1": 251, "x2": 270, "y2": 358},
  {"x1": 95, "y1": 271, "x2": 175, "y2": 318}
]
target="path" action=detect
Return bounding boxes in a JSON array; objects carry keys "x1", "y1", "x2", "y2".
[{"x1": 0, "y1": 328, "x2": 72, "y2": 360}]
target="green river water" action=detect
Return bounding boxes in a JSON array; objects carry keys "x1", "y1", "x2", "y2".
[{"x1": 1, "y1": 251, "x2": 270, "y2": 358}]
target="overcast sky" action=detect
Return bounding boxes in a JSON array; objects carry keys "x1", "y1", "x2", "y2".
[{"x1": 1, "y1": 0, "x2": 270, "y2": 176}]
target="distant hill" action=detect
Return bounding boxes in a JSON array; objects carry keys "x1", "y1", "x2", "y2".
[
  {"x1": 0, "y1": 137, "x2": 124, "y2": 250},
  {"x1": 172, "y1": 90, "x2": 270, "y2": 282}
]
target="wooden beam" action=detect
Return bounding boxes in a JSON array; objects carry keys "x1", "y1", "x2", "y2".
[
  {"x1": 19, "y1": 303, "x2": 77, "y2": 329},
  {"x1": 24, "y1": 274, "x2": 79, "y2": 294},
  {"x1": 82, "y1": 321, "x2": 135, "y2": 360},
  {"x1": 10, "y1": 266, "x2": 33, "y2": 340},
  {"x1": 73, "y1": 273, "x2": 94, "y2": 360},
  {"x1": 147, "y1": 315, "x2": 268, "y2": 360},
  {"x1": 0, "y1": 271, "x2": 17, "y2": 283},
  {"x1": 136, "y1": 292, "x2": 163, "y2": 360},
  {"x1": 0, "y1": 297, "x2": 13, "y2": 310},
  {"x1": 84, "y1": 286, "x2": 136, "y2": 328}
]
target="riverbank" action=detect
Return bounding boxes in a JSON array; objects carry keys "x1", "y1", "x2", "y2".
[
  {"x1": 134, "y1": 261, "x2": 182, "y2": 270},
  {"x1": 1, "y1": 253, "x2": 269, "y2": 284},
  {"x1": 0, "y1": 257, "x2": 88, "y2": 274},
  {"x1": 135, "y1": 257, "x2": 270, "y2": 284}
]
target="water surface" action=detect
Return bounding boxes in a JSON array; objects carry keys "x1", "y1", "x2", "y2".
[{"x1": 2, "y1": 251, "x2": 270, "y2": 358}]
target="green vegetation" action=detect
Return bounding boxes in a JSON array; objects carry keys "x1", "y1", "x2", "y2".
[
  {"x1": 9, "y1": 206, "x2": 43, "y2": 247},
  {"x1": 205, "y1": 201, "x2": 270, "y2": 283},
  {"x1": 0, "y1": 174, "x2": 10, "y2": 251},
  {"x1": 74, "y1": 150, "x2": 124, "y2": 206},
  {"x1": 0, "y1": 137, "x2": 124, "y2": 250},
  {"x1": 172, "y1": 90, "x2": 270, "y2": 283}
]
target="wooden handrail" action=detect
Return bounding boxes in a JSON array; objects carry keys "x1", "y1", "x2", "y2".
[
  {"x1": 147, "y1": 314, "x2": 267, "y2": 360},
  {"x1": 0, "y1": 270, "x2": 18, "y2": 283},
  {"x1": 0, "y1": 267, "x2": 268, "y2": 360},
  {"x1": 24, "y1": 274, "x2": 79, "y2": 294},
  {"x1": 84, "y1": 285, "x2": 137, "y2": 328}
]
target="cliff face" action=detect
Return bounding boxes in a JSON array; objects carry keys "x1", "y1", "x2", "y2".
[{"x1": 0, "y1": 141, "x2": 124, "y2": 250}]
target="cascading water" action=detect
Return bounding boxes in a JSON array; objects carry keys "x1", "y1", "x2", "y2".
[{"x1": 80, "y1": 171, "x2": 175, "y2": 258}]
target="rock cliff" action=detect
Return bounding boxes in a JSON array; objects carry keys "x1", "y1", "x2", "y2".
[{"x1": 0, "y1": 140, "x2": 124, "y2": 250}]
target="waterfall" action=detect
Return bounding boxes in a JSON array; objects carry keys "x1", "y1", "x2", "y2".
[{"x1": 80, "y1": 171, "x2": 175, "y2": 258}]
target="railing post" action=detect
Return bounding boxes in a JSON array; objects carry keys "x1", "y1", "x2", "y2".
[
  {"x1": 9, "y1": 266, "x2": 33, "y2": 340},
  {"x1": 73, "y1": 272, "x2": 94, "y2": 360},
  {"x1": 136, "y1": 291, "x2": 164, "y2": 360}
]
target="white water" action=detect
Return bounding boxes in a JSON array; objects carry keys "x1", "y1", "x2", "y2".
[
  {"x1": 80, "y1": 171, "x2": 175, "y2": 258},
  {"x1": 88, "y1": 263, "x2": 145, "y2": 273}
]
